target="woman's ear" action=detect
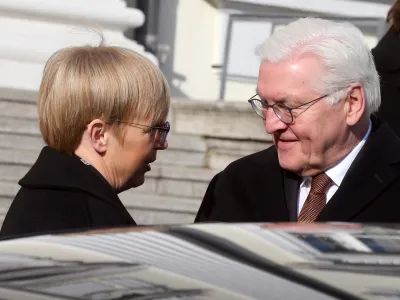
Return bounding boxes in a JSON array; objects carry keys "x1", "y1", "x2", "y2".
[{"x1": 85, "y1": 119, "x2": 109, "y2": 154}]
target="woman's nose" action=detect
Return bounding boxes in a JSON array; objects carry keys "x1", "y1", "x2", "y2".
[{"x1": 157, "y1": 140, "x2": 168, "y2": 150}]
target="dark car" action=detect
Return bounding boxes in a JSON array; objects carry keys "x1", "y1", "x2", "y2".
[{"x1": 0, "y1": 223, "x2": 399, "y2": 299}]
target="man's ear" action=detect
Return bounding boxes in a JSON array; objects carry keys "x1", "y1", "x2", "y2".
[
  {"x1": 86, "y1": 119, "x2": 108, "y2": 154},
  {"x1": 345, "y1": 83, "x2": 367, "y2": 126}
]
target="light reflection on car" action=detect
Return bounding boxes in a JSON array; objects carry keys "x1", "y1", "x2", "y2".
[{"x1": 0, "y1": 223, "x2": 400, "y2": 299}]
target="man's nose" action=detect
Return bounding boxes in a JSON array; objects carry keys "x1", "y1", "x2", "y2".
[{"x1": 264, "y1": 108, "x2": 288, "y2": 134}]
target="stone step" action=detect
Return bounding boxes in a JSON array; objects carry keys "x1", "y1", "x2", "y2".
[
  {"x1": 154, "y1": 164, "x2": 217, "y2": 182},
  {"x1": 0, "y1": 193, "x2": 201, "y2": 216},
  {"x1": 167, "y1": 133, "x2": 206, "y2": 153},
  {"x1": 0, "y1": 181, "x2": 19, "y2": 198},
  {"x1": 0, "y1": 193, "x2": 198, "y2": 226},
  {"x1": 0, "y1": 100, "x2": 206, "y2": 156},
  {"x1": 0, "y1": 146, "x2": 206, "y2": 170},
  {"x1": 120, "y1": 192, "x2": 201, "y2": 214},
  {"x1": 0, "y1": 159, "x2": 217, "y2": 183},
  {"x1": 156, "y1": 149, "x2": 205, "y2": 167},
  {"x1": 0, "y1": 197, "x2": 12, "y2": 214},
  {"x1": 0, "y1": 164, "x2": 30, "y2": 182},
  {"x1": 0, "y1": 133, "x2": 44, "y2": 151},
  {"x1": 156, "y1": 133, "x2": 207, "y2": 167},
  {"x1": 0, "y1": 117, "x2": 40, "y2": 136},
  {"x1": 0, "y1": 115, "x2": 208, "y2": 167},
  {"x1": 0, "y1": 140, "x2": 206, "y2": 169},
  {"x1": 0, "y1": 162, "x2": 215, "y2": 199},
  {"x1": 0, "y1": 177, "x2": 208, "y2": 201},
  {"x1": 129, "y1": 209, "x2": 195, "y2": 225},
  {"x1": 156, "y1": 178, "x2": 208, "y2": 199},
  {"x1": 0, "y1": 198, "x2": 11, "y2": 227},
  {"x1": 0, "y1": 114, "x2": 207, "y2": 154},
  {"x1": 206, "y1": 137, "x2": 272, "y2": 170},
  {"x1": 132, "y1": 176, "x2": 208, "y2": 200},
  {"x1": 0, "y1": 210, "x2": 194, "y2": 227},
  {"x1": 0, "y1": 99, "x2": 38, "y2": 119},
  {"x1": 0, "y1": 148, "x2": 39, "y2": 165}
]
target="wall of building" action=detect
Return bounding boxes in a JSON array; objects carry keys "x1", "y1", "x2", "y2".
[
  {"x1": 157, "y1": 0, "x2": 223, "y2": 100},
  {"x1": 157, "y1": 0, "x2": 391, "y2": 102}
]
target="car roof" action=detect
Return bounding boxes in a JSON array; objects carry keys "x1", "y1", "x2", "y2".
[{"x1": 0, "y1": 223, "x2": 399, "y2": 300}]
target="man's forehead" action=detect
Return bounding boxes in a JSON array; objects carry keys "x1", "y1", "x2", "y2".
[
  {"x1": 259, "y1": 55, "x2": 324, "y2": 76},
  {"x1": 257, "y1": 57, "x2": 323, "y2": 98}
]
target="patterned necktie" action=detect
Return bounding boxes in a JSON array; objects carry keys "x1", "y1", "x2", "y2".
[{"x1": 298, "y1": 172, "x2": 333, "y2": 223}]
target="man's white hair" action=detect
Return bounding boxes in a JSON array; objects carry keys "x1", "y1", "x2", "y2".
[{"x1": 255, "y1": 18, "x2": 380, "y2": 116}]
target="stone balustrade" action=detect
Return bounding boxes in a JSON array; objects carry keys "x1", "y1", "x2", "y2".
[{"x1": 0, "y1": 92, "x2": 274, "y2": 225}]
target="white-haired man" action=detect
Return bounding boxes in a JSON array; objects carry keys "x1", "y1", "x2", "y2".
[{"x1": 196, "y1": 18, "x2": 400, "y2": 223}]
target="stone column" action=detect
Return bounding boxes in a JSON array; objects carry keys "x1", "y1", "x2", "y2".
[{"x1": 0, "y1": 0, "x2": 156, "y2": 100}]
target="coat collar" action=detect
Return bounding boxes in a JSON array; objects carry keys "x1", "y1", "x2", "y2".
[
  {"x1": 372, "y1": 27, "x2": 400, "y2": 73},
  {"x1": 317, "y1": 116, "x2": 400, "y2": 221},
  {"x1": 245, "y1": 148, "x2": 291, "y2": 222},
  {"x1": 279, "y1": 116, "x2": 400, "y2": 222},
  {"x1": 20, "y1": 147, "x2": 126, "y2": 211},
  {"x1": 283, "y1": 170, "x2": 300, "y2": 221}
]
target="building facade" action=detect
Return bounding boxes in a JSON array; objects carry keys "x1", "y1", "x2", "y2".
[
  {"x1": 0, "y1": 0, "x2": 393, "y2": 225},
  {"x1": 139, "y1": 0, "x2": 392, "y2": 101}
]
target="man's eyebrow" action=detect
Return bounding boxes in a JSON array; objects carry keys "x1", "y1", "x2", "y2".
[
  {"x1": 255, "y1": 88, "x2": 299, "y2": 104},
  {"x1": 276, "y1": 95, "x2": 301, "y2": 104},
  {"x1": 286, "y1": 96, "x2": 302, "y2": 105}
]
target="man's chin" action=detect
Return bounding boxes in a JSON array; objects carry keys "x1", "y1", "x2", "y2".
[{"x1": 277, "y1": 156, "x2": 303, "y2": 175}]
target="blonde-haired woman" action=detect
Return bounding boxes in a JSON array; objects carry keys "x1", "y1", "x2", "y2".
[{"x1": 1, "y1": 45, "x2": 170, "y2": 237}]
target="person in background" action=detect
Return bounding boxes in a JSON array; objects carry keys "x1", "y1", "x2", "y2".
[
  {"x1": 196, "y1": 17, "x2": 400, "y2": 224},
  {"x1": 1, "y1": 44, "x2": 170, "y2": 237},
  {"x1": 372, "y1": 0, "x2": 400, "y2": 137}
]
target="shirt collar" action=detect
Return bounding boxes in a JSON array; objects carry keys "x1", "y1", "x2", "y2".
[{"x1": 300, "y1": 119, "x2": 372, "y2": 187}]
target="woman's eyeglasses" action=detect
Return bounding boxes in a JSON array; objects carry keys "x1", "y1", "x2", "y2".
[{"x1": 111, "y1": 120, "x2": 170, "y2": 146}]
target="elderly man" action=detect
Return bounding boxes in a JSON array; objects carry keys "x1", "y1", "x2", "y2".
[{"x1": 195, "y1": 18, "x2": 400, "y2": 223}]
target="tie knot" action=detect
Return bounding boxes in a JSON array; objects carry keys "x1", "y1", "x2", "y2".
[{"x1": 310, "y1": 173, "x2": 333, "y2": 194}]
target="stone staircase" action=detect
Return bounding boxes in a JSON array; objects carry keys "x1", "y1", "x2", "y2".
[{"x1": 0, "y1": 94, "x2": 273, "y2": 226}]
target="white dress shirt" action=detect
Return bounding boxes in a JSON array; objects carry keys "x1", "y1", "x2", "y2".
[{"x1": 297, "y1": 121, "x2": 372, "y2": 216}]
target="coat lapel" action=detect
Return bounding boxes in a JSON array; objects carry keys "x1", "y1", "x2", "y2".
[
  {"x1": 283, "y1": 170, "x2": 301, "y2": 221},
  {"x1": 249, "y1": 147, "x2": 292, "y2": 222},
  {"x1": 317, "y1": 117, "x2": 400, "y2": 222}
]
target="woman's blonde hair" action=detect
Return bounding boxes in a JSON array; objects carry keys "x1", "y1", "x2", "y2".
[{"x1": 38, "y1": 45, "x2": 170, "y2": 154}]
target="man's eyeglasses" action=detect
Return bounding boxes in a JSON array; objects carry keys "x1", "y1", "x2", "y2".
[
  {"x1": 248, "y1": 94, "x2": 328, "y2": 124},
  {"x1": 111, "y1": 120, "x2": 170, "y2": 146}
]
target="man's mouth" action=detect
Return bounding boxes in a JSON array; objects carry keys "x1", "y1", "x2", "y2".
[
  {"x1": 275, "y1": 137, "x2": 298, "y2": 149},
  {"x1": 274, "y1": 135, "x2": 297, "y2": 143}
]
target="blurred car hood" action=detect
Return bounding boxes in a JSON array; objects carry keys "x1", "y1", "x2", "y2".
[{"x1": 0, "y1": 223, "x2": 399, "y2": 299}]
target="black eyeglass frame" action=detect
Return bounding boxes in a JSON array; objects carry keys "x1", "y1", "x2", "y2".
[
  {"x1": 110, "y1": 120, "x2": 170, "y2": 146},
  {"x1": 248, "y1": 94, "x2": 329, "y2": 124}
]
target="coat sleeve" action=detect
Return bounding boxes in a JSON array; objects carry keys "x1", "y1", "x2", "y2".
[
  {"x1": 194, "y1": 168, "x2": 254, "y2": 223},
  {"x1": 194, "y1": 173, "x2": 220, "y2": 222}
]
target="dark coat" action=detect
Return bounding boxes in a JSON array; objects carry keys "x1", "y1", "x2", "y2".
[
  {"x1": 372, "y1": 28, "x2": 400, "y2": 137},
  {"x1": 1, "y1": 146, "x2": 136, "y2": 238},
  {"x1": 195, "y1": 117, "x2": 400, "y2": 223}
]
